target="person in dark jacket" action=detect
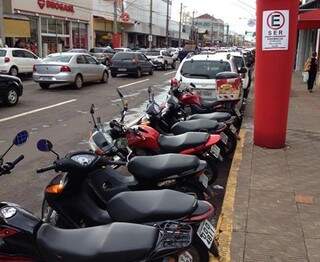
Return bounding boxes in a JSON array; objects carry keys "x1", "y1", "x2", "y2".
[{"x1": 307, "y1": 52, "x2": 318, "y2": 93}]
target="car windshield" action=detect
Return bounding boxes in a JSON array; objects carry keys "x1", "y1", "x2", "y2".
[
  {"x1": 90, "y1": 48, "x2": 110, "y2": 53},
  {"x1": 0, "y1": 50, "x2": 7, "y2": 57},
  {"x1": 112, "y1": 53, "x2": 134, "y2": 60},
  {"x1": 180, "y1": 60, "x2": 231, "y2": 79},
  {"x1": 144, "y1": 51, "x2": 160, "y2": 56},
  {"x1": 43, "y1": 55, "x2": 73, "y2": 63},
  {"x1": 69, "y1": 49, "x2": 86, "y2": 53}
]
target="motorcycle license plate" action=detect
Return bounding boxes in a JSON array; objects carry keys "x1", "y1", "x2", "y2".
[
  {"x1": 234, "y1": 108, "x2": 242, "y2": 118},
  {"x1": 199, "y1": 174, "x2": 208, "y2": 188},
  {"x1": 230, "y1": 124, "x2": 237, "y2": 134},
  {"x1": 197, "y1": 220, "x2": 216, "y2": 249},
  {"x1": 220, "y1": 132, "x2": 228, "y2": 145},
  {"x1": 210, "y1": 145, "x2": 221, "y2": 158},
  {"x1": 178, "y1": 251, "x2": 193, "y2": 262}
]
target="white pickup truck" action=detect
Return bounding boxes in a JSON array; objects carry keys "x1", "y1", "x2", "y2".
[{"x1": 143, "y1": 49, "x2": 176, "y2": 70}]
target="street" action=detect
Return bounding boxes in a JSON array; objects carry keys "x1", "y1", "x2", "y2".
[{"x1": 0, "y1": 69, "x2": 182, "y2": 213}]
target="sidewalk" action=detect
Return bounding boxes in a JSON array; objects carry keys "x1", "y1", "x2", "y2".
[{"x1": 217, "y1": 73, "x2": 320, "y2": 262}]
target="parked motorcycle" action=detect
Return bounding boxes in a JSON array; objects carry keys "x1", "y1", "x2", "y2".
[
  {"x1": 0, "y1": 203, "x2": 198, "y2": 262},
  {"x1": 89, "y1": 90, "x2": 223, "y2": 184},
  {"x1": 142, "y1": 87, "x2": 237, "y2": 157},
  {"x1": 0, "y1": 133, "x2": 218, "y2": 261},
  {"x1": 170, "y1": 72, "x2": 243, "y2": 129}
]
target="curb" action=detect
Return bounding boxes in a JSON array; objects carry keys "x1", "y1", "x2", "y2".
[{"x1": 210, "y1": 130, "x2": 246, "y2": 262}]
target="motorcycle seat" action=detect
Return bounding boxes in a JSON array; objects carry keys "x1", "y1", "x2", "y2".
[
  {"x1": 202, "y1": 100, "x2": 221, "y2": 108},
  {"x1": 128, "y1": 154, "x2": 200, "y2": 181},
  {"x1": 188, "y1": 112, "x2": 232, "y2": 122},
  {"x1": 158, "y1": 132, "x2": 210, "y2": 153},
  {"x1": 106, "y1": 190, "x2": 197, "y2": 223},
  {"x1": 171, "y1": 119, "x2": 220, "y2": 135},
  {"x1": 37, "y1": 222, "x2": 157, "y2": 262}
]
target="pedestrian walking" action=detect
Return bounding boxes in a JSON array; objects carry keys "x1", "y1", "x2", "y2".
[{"x1": 304, "y1": 52, "x2": 318, "y2": 93}]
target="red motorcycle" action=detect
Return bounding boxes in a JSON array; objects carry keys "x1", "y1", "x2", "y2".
[
  {"x1": 170, "y1": 72, "x2": 243, "y2": 129},
  {"x1": 89, "y1": 92, "x2": 223, "y2": 184}
]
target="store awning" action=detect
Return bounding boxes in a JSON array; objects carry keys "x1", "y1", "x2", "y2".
[
  {"x1": 298, "y1": 8, "x2": 320, "y2": 29},
  {"x1": 4, "y1": 18, "x2": 31, "y2": 38}
]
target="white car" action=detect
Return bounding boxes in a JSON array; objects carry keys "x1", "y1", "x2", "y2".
[
  {"x1": 173, "y1": 53, "x2": 247, "y2": 101},
  {"x1": 0, "y1": 48, "x2": 41, "y2": 76},
  {"x1": 143, "y1": 49, "x2": 175, "y2": 70},
  {"x1": 114, "y1": 48, "x2": 132, "y2": 53},
  {"x1": 227, "y1": 51, "x2": 250, "y2": 91}
]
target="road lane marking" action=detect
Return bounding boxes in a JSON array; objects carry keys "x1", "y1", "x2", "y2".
[
  {"x1": 164, "y1": 71, "x2": 176, "y2": 76},
  {"x1": 210, "y1": 130, "x2": 246, "y2": 262},
  {"x1": 118, "y1": 79, "x2": 150, "y2": 89},
  {"x1": 0, "y1": 99, "x2": 77, "y2": 123}
]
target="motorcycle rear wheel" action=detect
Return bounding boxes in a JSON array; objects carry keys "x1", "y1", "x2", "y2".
[{"x1": 161, "y1": 242, "x2": 209, "y2": 262}]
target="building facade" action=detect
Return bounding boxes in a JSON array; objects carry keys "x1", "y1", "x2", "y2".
[
  {"x1": 1, "y1": 0, "x2": 191, "y2": 56},
  {"x1": 194, "y1": 14, "x2": 224, "y2": 45},
  {"x1": 4, "y1": 0, "x2": 92, "y2": 57}
]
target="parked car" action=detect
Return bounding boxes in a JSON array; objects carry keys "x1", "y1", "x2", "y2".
[
  {"x1": 33, "y1": 52, "x2": 109, "y2": 89},
  {"x1": 0, "y1": 74, "x2": 23, "y2": 106},
  {"x1": 114, "y1": 47, "x2": 132, "y2": 53},
  {"x1": 110, "y1": 52, "x2": 153, "y2": 78},
  {"x1": 173, "y1": 53, "x2": 247, "y2": 101},
  {"x1": 0, "y1": 48, "x2": 41, "y2": 76},
  {"x1": 167, "y1": 48, "x2": 179, "y2": 61},
  {"x1": 143, "y1": 49, "x2": 175, "y2": 70},
  {"x1": 90, "y1": 47, "x2": 115, "y2": 66},
  {"x1": 227, "y1": 52, "x2": 250, "y2": 91},
  {"x1": 67, "y1": 49, "x2": 89, "y2": 53}
]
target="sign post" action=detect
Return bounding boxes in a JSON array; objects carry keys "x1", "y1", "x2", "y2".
[{"x1": 254, "y1": 0, "x2": 299, "y2": 148}]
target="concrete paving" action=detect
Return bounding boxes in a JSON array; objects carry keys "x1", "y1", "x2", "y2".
[{"x1": 219, "y1": 73, "x2": 320, "y2": 262}]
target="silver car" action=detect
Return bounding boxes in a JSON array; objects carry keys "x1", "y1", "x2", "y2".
[{"x1": 33, "y1": 52, "x2": 109, "y2": 89}]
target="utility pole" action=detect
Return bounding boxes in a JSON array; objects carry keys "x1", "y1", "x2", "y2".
[
  {"x1": 210, "y1": 16, "x2": 214, "y2": 45},
  {"x1": 113, "y1": 0, "x2": 118, "y2": 34},
  {"x1": 165, "y1": 0, "x2": 170, "y2": 47},
  {"x1": 178, "y1": 3, "x2": 183, "y2": 47},
  {"x1": 0, "y1": 0, "x2": 4, "y2": 47},
  {"x1": 192, "y1": 11, "x2": 195, "y2": 43},
  {"x1": 149, "y1": 0, "x2": 153, "y2": 49},
  {"x1": 226, "y1": 24, "x2": 230, "y2": 46}
]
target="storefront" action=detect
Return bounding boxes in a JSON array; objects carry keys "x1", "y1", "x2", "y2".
[
  {"x1": 4, "y1": 0, "x2": 91, "y2": 57},
  {"x1": 93, "y1": 16, "x2": 113, "y2": 47}
]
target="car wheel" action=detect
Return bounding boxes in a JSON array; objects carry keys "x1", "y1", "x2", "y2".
[
  {"x1": 9, "y1": 67, "x2": 18, "y2": 77},
  {"x1": 39, "y1": 83, "x2": 50, "y2": 89},
  {"x1": 74, "y1": 74, "x2": 83, "y2": 89},
  {"x1": 111, "y1": 72, "x2": 117, "y2": 78},
  {"x1": 101, "y1": 71, "x2": 109, "y2": 83},
  {"x1": 5, "y1": 87, "x2": 19, "y2": 106},
  {"x1": 149, "y1": 68, "x2": 154, "y2": 75},
  {"x1": 171, "y1": 61, "x2": 176, "y2": 69},
  {"x1": 136, "y1": 68, "x2": 142, "y2": 78}
]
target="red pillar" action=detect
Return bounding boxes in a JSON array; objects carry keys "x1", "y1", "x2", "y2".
[{"x1": 254, "y1": 0, "x2": 299, "y2": 148}]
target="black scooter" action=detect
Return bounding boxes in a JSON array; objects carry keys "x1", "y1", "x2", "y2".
[{"x1": 0, "y1": 132, "x2": 217, "y2": 261}]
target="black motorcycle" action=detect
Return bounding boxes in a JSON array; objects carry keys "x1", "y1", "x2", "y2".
[
  {"x1": 142, "y1": 87, "x2": 237, "y2": 157},
  {"x1": 0, "y1": 133, "x2": 218, "y2": 261}
]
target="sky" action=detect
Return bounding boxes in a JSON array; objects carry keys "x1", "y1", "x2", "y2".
[{"x1": 171, "y1": 0, "x2": 256, "y2": 35}]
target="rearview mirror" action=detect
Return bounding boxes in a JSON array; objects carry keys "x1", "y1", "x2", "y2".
[
  {"x1": 238, "y1": 67, "x2": 248, "y2": 74},
  {"x1": 90, "y1": 104, "x2": 95, "y2": 114},
  {"x1": 190, "y1": 83, "x2": 196, "y2": 88},
  {"x1": 147, "y1": 86, "x2": 152, "y2": 94},
  {"x1": 37, "y1": 139, "x2": 53, "y2": 152},
  {"x1": 13, "y1": 130, "x2": 29, "y2": 146}
]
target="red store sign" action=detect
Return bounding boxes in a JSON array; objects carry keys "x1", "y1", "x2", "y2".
[{"x1": 38, "y1": 0, "x2": 75, "y2": 13}]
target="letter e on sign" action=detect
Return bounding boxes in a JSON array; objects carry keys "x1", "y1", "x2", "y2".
[{"x1": 262, "y1": 10, "x2": 289, "y2": 51}]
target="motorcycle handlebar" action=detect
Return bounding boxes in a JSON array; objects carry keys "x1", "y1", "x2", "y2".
[
  {"x1": 36, "y1": 165, "x2": 56, "y2": 174},
  {"x1": 11, "y1": 155, "x2": 24, "y2": 166},
  {"x1": 106, "y1": 160, "x2": 127, "y2": 166}
]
